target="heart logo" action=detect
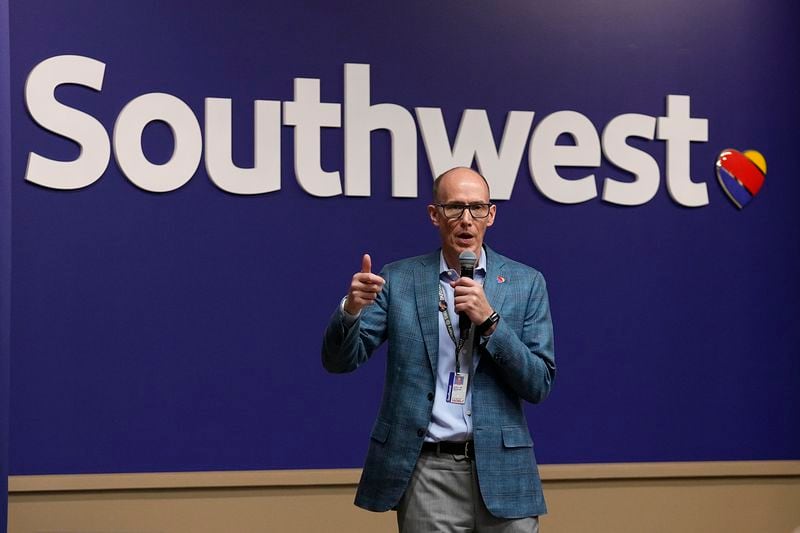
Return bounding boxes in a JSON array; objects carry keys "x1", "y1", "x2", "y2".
[{"x1": 716, "y1": 149, "x2": 766, "y2": 209}]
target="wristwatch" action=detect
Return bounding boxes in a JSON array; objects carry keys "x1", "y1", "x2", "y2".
[{"x1": 476, "y1": 311, "x2": 500, "y2": 336}]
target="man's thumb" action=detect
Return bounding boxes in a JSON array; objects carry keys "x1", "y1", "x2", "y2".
[{"x1": 361, "y1": 253, "x2": 372, "y2": 274}]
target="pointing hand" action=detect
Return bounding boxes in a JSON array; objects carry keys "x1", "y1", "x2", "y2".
[{"x1": 344, "y1": 254, "x2": 386, "y2": 315}]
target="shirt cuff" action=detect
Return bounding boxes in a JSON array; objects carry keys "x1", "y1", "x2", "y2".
[{"x1": 340, "y1": 296, "x2": 360, "y2": 326}]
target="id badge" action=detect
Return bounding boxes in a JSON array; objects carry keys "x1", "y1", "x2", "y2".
[{"x1": 446, "y1": 372, "x2": 469, "y2": 404}]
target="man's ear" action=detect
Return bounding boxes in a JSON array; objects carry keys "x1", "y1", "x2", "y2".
[
  {"x1": 486, "y1": 204, "x2": 496, "y2": 227},
  {"x1": 427, "y1": 205, "x2": 440, "y2": 227}
]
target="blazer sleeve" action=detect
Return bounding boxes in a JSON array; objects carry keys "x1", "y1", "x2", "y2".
[
  {"x1": 321, "y1": 276, "x2": 390, "y2": 374},
  {"x1": 481, "y1": 270, "x2": 556, "y2": 403}
]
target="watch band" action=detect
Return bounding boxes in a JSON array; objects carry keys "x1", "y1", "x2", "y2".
[{"x1": 476, "y1": 311, "x2": 499, "y2": 335}]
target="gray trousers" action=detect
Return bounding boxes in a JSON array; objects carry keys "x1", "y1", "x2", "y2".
[{"x1": 397, "y1": 449, "x2": 540, "y2": 533}]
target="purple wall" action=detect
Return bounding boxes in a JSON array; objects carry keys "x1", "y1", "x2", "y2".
[
  {"x1": 4, "y1": 0, "x2": 799, "y2": 480},
  {"x1": 1, "y1": 0, "x2": 12, "y2": 528}
]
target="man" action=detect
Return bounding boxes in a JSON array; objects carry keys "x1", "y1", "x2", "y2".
[{"x1": 322, "y1": 167, "x2": 555, "y2": 532}]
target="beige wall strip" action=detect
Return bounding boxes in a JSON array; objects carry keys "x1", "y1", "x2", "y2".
[{"x1": 9, "y1": 461, "x2": 800, "y2": 493}]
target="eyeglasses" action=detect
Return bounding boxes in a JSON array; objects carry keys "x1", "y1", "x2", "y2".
[{"x1": 435, "y1": 203, "x2": 493, "y2": 219}]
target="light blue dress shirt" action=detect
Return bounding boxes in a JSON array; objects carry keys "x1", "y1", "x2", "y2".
[{"x1": 425, "y1": 248, "x2": 486, "y2": 442}]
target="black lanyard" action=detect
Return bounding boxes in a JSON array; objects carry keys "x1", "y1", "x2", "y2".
[{"x1": 438, "y1": 284, "x2": 470, "y2": 373}]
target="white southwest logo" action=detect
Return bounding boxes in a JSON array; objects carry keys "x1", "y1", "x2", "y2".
[{"x1": 24, "y1": 55, "x2": 711, "y2": 206}]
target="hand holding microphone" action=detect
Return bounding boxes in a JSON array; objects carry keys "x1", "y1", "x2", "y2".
[
  {"x1": 452, "y1": 250, "x2": 494, "y2": 333},
  {"x1": 344, "y1": 254, "x2": 386, "y2": 315}
]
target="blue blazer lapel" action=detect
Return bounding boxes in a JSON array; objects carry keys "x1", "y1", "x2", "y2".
[
  {"x1": 484, "y1": 245, "x2": 508, "y2": 315},
  {"x1": 415, "y1": 251, "x2": 441, "y2": 374}
]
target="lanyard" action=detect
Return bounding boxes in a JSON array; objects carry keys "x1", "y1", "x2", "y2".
[{"x1": 438, "y1": 284, "x2": 470, "y2": 373}]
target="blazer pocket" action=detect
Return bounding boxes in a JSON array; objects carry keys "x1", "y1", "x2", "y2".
[
  {"x1": 370, "y1": 418, "x2": 391, "y2": 444},
  {"x1": 501, "y1": 425, "x2": 533, "y2": 448}
]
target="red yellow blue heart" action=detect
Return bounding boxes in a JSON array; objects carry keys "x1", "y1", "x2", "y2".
[{"x1": 716, "y1": 149, "x2": 766, "y2": 209}]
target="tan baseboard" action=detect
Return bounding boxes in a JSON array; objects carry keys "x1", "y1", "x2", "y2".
[
  {"x1": 10, "y1": 461, "x2": 800, "y2": 533},
  {"x1": 9, "y1": 460, "x2": 800, "y2": 493}
]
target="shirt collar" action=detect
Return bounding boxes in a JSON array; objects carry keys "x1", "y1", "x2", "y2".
[{"x1": 439, "y1": 247, "x2": 487, "y2": 280}]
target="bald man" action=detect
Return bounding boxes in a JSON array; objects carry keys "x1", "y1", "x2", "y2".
[{"x1": 323, "y1": 167, "x2": 555, "y2": 532}]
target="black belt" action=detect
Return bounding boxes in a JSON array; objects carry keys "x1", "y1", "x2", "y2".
[{"x1": 422, "y1": 440, "x2": 474, "y2": 459}]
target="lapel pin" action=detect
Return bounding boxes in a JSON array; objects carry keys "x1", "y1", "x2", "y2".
[{"x1": 497, "y1": 275, "x2": 506, "y2": 284}]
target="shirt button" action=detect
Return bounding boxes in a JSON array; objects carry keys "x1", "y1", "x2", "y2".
[
  {"x1": 417, "y1": 428, "x2": 425, "y2": 437},
  {"x1": 427, "y1": 392, "x2": 434, "y2": 401},
  {"x1": 466, "y1": 410, "x2": 472, "y2": 416}
]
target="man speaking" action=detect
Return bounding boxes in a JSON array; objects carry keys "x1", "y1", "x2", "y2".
[{"x1": 322, "y1": 167, "x2": 556, "y2": 532}]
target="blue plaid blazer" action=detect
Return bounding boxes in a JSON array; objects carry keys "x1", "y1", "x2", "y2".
[{"x1": 322, "y1": 246, "x2": 555, "y2": 518}]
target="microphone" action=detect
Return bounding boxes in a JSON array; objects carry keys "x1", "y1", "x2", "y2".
[{"x1": 458, "y1": 250, "x2": 477, "y2": 336}]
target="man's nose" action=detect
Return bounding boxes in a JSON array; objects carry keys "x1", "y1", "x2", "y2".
[{"x1": 459, "y1": 209, "x2": 474, "y2": 224}]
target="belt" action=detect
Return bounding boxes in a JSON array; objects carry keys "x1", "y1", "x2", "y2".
[{"x1": 422, "y1": 440, "x2": 474, "y2": 459}]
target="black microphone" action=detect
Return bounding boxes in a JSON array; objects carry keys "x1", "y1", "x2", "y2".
[{"x1": 458, "y1": 250, "x2": 477, "y2": 336}]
